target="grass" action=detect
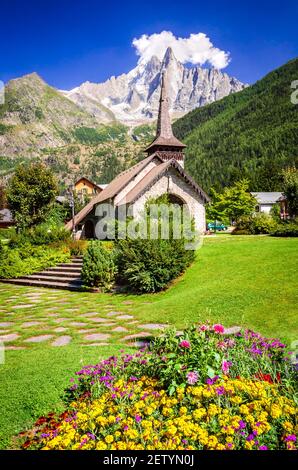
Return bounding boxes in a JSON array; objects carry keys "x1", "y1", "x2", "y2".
[{"x1": 0, "y1": 234, "x2": 297, "y2": 448}]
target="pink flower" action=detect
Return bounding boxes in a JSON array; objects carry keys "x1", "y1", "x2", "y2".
[
  {"x1": 222, "y1": 360, "x2": 232, "y2": 374},
  {"x1": 135, "y1": 415, "x2": 142, "y2": 423},
  {"x1": 186, "y1": 371, "x2": 198, "y2": 385},
  {"x1": 213, "y1": 324, "x2": 225, "y2": 334},
  {"x1": 199, "y1": 325, "x2": 208, "y2": 331},
  {"x1": 179, "y1": 340, "x2": 191, "y2": 349}
]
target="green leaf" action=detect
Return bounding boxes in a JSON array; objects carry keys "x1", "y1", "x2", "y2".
[{"x1": 207, "y1": 366, "x2": 215, "y2": 378}]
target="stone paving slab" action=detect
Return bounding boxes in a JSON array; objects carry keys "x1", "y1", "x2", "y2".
[
  {"x1": 69, "y1": 322, "x2": 88, "y2": 327},
  {"x1": 21, "y1": 321, "x2": 42, "y2": 328},
  {"x1": 24, "y1": 335, "x2": 53, "y2": 343},
  {"x1": 13, "y1": 304, "x2": 35, "y2": 309},
  {"x1": 53, "y1": 327, "x2": 68, "y2": 333},
  {"x1": 128, "y1": 321, "x2": 139, "y2": 325},
  {"x1": 78, "y1": 328, "x2": 98, "y2": 334},
  {"x1": 123, "y1": 332, "x2": 152, "y2": 341},
  {"x1": 116, "y1": 314, "x2": 134, "y2": 320},
  {"x1": 0, "y1": 322, "x2": 13, "y2": 327},
  {"x1": 88, "y1": 317, "x2": 113, "y2": 323},
  {"x1": 0, "y1": 333, "x2": 20, "y2": 342},
  {"x1": 82, "y1": 342, "x2": 109, "y2": 347},
  {"x1": 51, "y1": 336, "x2": 72, "y2": 346},
  {"x1": 106, "y1": 311, "x2": 124, "y2": 317},
  {"x1": 5, "y1": 346, "x2": 26, "y2": 350},
  {"x1": 53, "y1": 318, "x2": 69, "y2": 323},
  {"x1": 223, "y1": 326, "x2": 242, "y2": 335},
  {"x1": 138, "y1": 323, "x2": 168, "y2": 330},
  {"x1": 80, "y1": 312, "x2": 102, "y2": 317},
  {"x1": 84, "y1": 333, "x2": 111, "y2": 341},
  {"x1": 112, "y1": 326, "x2": 128, "y2": 333}
]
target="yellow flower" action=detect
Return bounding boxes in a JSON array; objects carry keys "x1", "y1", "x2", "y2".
[{"x1": 105, "y1": 435, "x2": 114, "y2": 444}]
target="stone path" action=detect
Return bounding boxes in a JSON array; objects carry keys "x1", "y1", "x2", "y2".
[{"x1": 0, "y1": 287, "x2": 176, "y2": 350}]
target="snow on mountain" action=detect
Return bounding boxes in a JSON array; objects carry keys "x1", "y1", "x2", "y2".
[{"x1": 63, "y1": 47, "x2": 246, "y2": 125}]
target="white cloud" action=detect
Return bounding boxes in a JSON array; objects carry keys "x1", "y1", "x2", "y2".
[{"x1": 132, "y1": 31, "x2": 230, "y2": 69}]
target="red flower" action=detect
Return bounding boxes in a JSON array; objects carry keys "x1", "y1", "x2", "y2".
[
  {"x1": 179, "y1": 340, "x2": 191, "y2": 349},
  {"x1": 213, "y1": 324, "x2": 225, "y2": 334}
]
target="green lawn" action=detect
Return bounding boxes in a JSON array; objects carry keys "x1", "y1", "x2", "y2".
[{"x1": 0, "y1": 234, "x2": 297, "y2": 448}]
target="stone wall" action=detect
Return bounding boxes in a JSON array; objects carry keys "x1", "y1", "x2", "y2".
[{"x1": 129, "y1": 167, "x2": 206, "y2": 232}]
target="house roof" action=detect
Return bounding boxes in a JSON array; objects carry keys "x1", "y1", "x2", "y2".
[
  {"x1": 65, "y1": 154, "x2": 163, "y2": 229},
  {"x1": 251, "y1": 192, "x2": 283, "y2": 204},
  {"x1": 117, "y1": 159, "x2": 210, "y2": 205},
  {"x1": 75, "y1": 177, "x2": 102, "y2": 191}
]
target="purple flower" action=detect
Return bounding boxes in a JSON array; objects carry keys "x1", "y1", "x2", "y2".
[
  {"x1": 259, "y1": 445, "x2": 268, "y2": 450},
  {"x1": 216, "y1": 386, "x2": 225, "y2": 396},
  {"x1": 238, "y1": 420, "x2": 246, "y2": 429},
  {"x1": 186, "y1": 371, "x2": 199, "y2": 385},
  {"x1": 206, "y1": 375, "x2": 219, "y2": 385},
  {"x1": 135, "y1": 415, "x2": 142, "y2": 423},
  {"x1": 247, "y1": 434, "x2": 255, "y2": 442},
  {"x1": 129, "y1": 376, "x2": 138, "y2": 382},
  {"x1": 285, "y1": 434, "x2": 297, "y2": 442},
  {"x1": 87, "y1": 433, "x2": 96, "y2": 440}
]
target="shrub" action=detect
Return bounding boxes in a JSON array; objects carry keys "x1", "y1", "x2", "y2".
[
  {"x1": 116, "y1": 237, "x2": 195, "y2": 293},
  {"x1": 9, "y1": 224, "x2": 70, "y2": 248},
  {"x1": 68, "y1": 240, "x2": 88, "y2": 256},
  {"x1": 22, "y1": 325, "x2": 298, "y2": 451},
  {"x1": 81, "y1": 241, "x2": 116, "y2": 290},
  {"x1": 0, "y1": 244, "x2": 70, "y2": 279},
  {"x1": 233, "y1": 213, "x2": 277, "y2": 235},
  {"x1": 270, "y1": 222, "x2": 298, "y2": 237}
]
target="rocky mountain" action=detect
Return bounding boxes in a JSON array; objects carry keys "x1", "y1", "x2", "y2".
[
  {"x1": 64, "y1": 47, "x2": 246, "y2": 124},
  {"x1": 0, "y1": 72, "x2": 99, "y2": 157}
]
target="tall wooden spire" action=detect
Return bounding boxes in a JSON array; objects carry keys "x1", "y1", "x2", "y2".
[{"x1": 145, "y1": 71, "x2": 186, "y2": 167}]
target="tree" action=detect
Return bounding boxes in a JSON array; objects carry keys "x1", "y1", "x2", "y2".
[
  {"x1": 7, "y1": 162, "x2": 58, "y2": 229},
  {"x1": 208, "y1": 180, "x2": 257, "y2": 224},
  {"x1": 281, "y1": 167, "x2": 298, "y2": 218}
]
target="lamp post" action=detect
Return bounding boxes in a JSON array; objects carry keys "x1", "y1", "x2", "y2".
[{"x1": 68, "y1": 184, "x2": 76, "y2": 240}]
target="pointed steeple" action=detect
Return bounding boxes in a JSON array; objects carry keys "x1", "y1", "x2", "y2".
[{"x1": 145, "y1": 70, "x2": 186, "y2": 165}]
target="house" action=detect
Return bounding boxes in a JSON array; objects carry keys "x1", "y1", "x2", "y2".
[
  {"x1": 74, "y1": 177, "x2": 103, "y2": 199},
  {"x1": 66, "y1": 74, "x2": 210, "y2": 239},
  {"x1": 251, "y1": 192, "x2": 287, "y2": 218}
]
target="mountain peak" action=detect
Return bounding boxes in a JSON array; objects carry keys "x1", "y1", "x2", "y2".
[{"x1": 162, "y1": 47, "x2": 177, "y2": 67}]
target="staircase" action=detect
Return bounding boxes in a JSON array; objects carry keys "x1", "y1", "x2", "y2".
[{"x1": 1, "y1": 256, "x2": 85, "y2": 291}]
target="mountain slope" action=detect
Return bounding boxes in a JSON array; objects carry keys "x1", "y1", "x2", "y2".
[
  {"x1": 64, "y1": 47, "x2": 245, "y2": 124},
  {"x1": 173, "y1": 58, "x2": 298, "y2": 192},
  {"x1": 0, "y1": 73, "x2": 100, "y2": 157}
]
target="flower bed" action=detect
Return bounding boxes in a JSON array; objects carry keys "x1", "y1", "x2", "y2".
[{"x1": 22, "y1": 325, "x2": 297, "y2": 450}]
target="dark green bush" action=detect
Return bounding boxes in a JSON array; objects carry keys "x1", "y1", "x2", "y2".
[
  {"x1": 116, "y1": 237, "x2": 195, "y2": 293},
  {"x1": 233, "y1": 213, "x2": 277, "y2": 235},
  {"x1": 81, "y1": 241, "x2": 116, "y2": 290},
  {"x1": 270, "y1": 222, "x2": 298, "y2": 237}
]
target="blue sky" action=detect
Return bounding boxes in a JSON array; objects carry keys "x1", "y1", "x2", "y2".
[{"x1": 1, "y1": 0, "x2": 297, "y2": 89}]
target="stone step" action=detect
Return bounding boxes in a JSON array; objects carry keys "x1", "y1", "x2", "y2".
[
  {"x1": 0, "y1": 278, "x2": 84, "y2": 291},
  {"x1": 57, "y1": 263, "x2": 83, "y2": 268},
  {"x1": 21, "y1": 274, "x2": 82, "y2": 283},
  {"x1": 46, "y1": 265, "x2": 82, "y2": 273},
  {"x1": 36, "y1": 270, "x2": 82, "y2": 279}
]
